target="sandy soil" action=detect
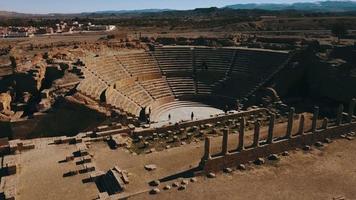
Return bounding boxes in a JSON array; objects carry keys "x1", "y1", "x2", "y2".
[
  {"x1": 8, "y1": 116, "x2": 323, "y2": 200},
  {"x1": 132, "y1": 137, "x2": 356, "y2": 200},
  {"x1": 89, "y1": 115, "x2": 315, "y2": 197},
  {"x1": 16, "y1": 144, "x2": 98, "y2": 200}
]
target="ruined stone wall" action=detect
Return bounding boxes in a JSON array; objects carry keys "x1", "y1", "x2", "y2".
[
  {"x1": 270, "y1": 46, "x2": 356, "y2": 103},
  {"x1": 308, "y1": 59, "x2": 356, "y2": 103},
  {"x1": 134, "y1": 108, "x2": 268, "y2": 137},
  {"x1": 0, "y1": 98, "x2": 106, "y2": 139}
]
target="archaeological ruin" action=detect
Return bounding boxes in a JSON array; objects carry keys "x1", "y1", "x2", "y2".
[{"x1": 1, "y1": 3, "x2": 356, "y2": 200}]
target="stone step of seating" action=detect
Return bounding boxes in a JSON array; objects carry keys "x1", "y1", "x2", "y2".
[
  {"x1": 195, "y1": 48, "x2": 235, "y2": 72},
  {"x1": 117, "y1": 52, "x2": 161, "y2": 77},
  {"x1": 105, "y1": 87, "x2": 141, "y2": 116},
  {"x1": 166, "y1": 77, "x2": 196, "y2": 96},
  {"x1": 154, "y1": 47, "x2": 193, "y2": 73},
  {"x1": 76, "y1": 68, "x2": 108, "y2": 101},
  {"x1": 83, "y1": 56, "x2": 130, "y2": 85},
  {"x1": 197, "y1": 81, "x2": 213, "y2": 94},
  {"x1": 140, "y1": 78, "x2": 174, "y2": 100},
  {"x1": 115, "y1": 82, "x2": 154, "y2": 107}
]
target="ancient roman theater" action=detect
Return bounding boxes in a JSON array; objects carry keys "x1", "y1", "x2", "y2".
[
  {"x1": 1, "y1": 13, "x2": 356, "y2": 200},
  {"x1": 76, "y1": 46, "x2": 289, "y2": 124}
]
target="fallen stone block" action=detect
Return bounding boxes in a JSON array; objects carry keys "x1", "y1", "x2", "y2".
[
  {"x1": 181, "y1": 179, "x2": 189, "y2": 185},
  {"x1": 172, "y1": 182, "x2": 179, "y2": 187},
  {"x1": 144, "y1": 164, "x2": 157, "y2": 171},
  {"x1": 254, "y1": 158, "x2": 265, "y2": 165},
  {"x1": 207, "y1": 172, "x2": 216, "y2": 178},
  {"x1": 315, "y1": 141, "x2": 324, "y2": 147},
  {"x1": 66, "y1": 155, "x2": 74, "y2": 162},
  {"x1": 223, "y1": 168, "x2": 233, "y2": 173},
  {"x1": 281, "y1": 151, "x2": 289, "y2": 156},
  {"x1": 324, "y1": 138, "x2": 332, "y2": 144},
  {"x1": 303, "y1": 145, "x2": 311, "y2": 151},
  {"x1": 163, "y1": 185, "x2": 171, "y2": 190},
  {"x1": 79, "y1": 164, "x2": 95, "y2": 174},
  {"x1": 237, "y1": 164, "x2": 246, "y2": 171},
  {"x1": 190, "y1": 177, "x2": 198, "y2": 182},
  {"x1": 268, "y1": 154, "x2": 279, "y2": 161},
  {"x1": 149, "y1": 180, "x2": 160, "y2": 187},
  {"x1": 63, "y1": 170, "x2": 79, "y2": 177},
  {"x1": 178, "y1": 185, "x2": 186, "y2": 191},
  {"x1": 150, "y1": 188, "x2": 160, "y2": 195}
]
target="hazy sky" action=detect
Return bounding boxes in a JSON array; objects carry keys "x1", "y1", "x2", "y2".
[{"x1": 0, "y1": 0, "x2": 335, "y2": 14}]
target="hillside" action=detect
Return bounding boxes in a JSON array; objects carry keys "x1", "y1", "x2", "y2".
[
  {"x1": 226, "y1": 1, "x2": 356, "y2": 12},
  {"x1": 1, "y1": 1, "x2": 356, "y2": 19}
]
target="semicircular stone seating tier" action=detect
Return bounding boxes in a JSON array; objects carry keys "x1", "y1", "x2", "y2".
[
  {"x1": 76, "y1": 67, "x2": 108, "y2": 101},
  {"x1": 76, "y1": 47, "x2": 291, "y2": 117}
]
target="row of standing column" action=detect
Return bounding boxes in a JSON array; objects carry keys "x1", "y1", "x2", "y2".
[
  {"x1": 337, "y1": 98, "x2": 356, "y2": 125},
  {"x1": 203, "y1": 98, "x2": 356, "y2": 160}
]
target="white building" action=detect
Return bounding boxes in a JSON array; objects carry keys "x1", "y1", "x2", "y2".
[
  {"x1": 6, "y1": 32, "x2": 34, "y2": 38},
  {"x1": 87, "y1": 25, "x2": 116, "y2": 31}
]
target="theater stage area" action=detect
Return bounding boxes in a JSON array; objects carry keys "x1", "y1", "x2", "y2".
[{"x1": 150, "y1": 101, "x2": 225, "y2": 126}]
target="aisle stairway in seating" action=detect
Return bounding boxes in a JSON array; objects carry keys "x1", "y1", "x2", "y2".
[
  {"x1": 82, "y1": 55, "x2": 130, "y2": 85},
  {"x1": 240, "y1": 50, "x2": 295, "y2": 100},
  {"x1": 166, "y1": 76, "x2": 196, "y2": 97},
  {"x1": 140, "y1": 77, "x2": 174, "y2": 100},
  {"x1": 115, "y1": 82, "x2": 154, "y2": 108},
  {"x1": 153, "y1": 47, "x2": 193, "y2": 74},
  {"x1": 76, "y1": 67, "x2": 108, "y2": 101},
  {"x1": 195, "y1": 47, "x2": 235, "y2": 73},
  {"x1": 214, "y1": 49, "x2": 290, "y2": 98},
  {"x1": 105, "y1": 87, "x2": 141, "y2": 116}
]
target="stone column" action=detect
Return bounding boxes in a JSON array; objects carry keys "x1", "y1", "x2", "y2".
[
  {"x1": 267, "y1": 114, "x2": 275, "y2": 144},
  {"x1": 203, "y1": 137, "x2": 211, "y2": 160},
  {"x1": 311, "y1": 106, "x2": 319, "y2": 132},
  {"x1": 286, "y1": 107, "x2": 295, "y2": 138},
  {"x1": 222, "y1": 128, "x2": 229, "y2": 155},
  {"x1": 321, "y1": 118, "x2": 329, "y2": 129},
  {"x1": 238, "y1": 117, "x2": 245, "y2": 151},
  {"x1": 348, "y1": 98, "x2": 356, "y2": 123},
  {"x1": 336, "y1": 104, "x2": 344, "y2": 126},
  {"x1": 298, "y1": 114, "x2": 305, "y2": 135},
  {"x1": 252, "y1": 121, "x2": 260, "y2": 148}
]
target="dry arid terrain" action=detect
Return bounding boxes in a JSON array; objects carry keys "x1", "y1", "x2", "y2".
[
  {"x1": 1, "y1": 2, "x2": 356, "y2": 200},
  {"x1": 133, "y1": 137, "x2": 356, "y2": 200}
]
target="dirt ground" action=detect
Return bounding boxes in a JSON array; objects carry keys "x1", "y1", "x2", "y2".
[
  {"x1": 10, "y1": 116, "x2": 343, "y2": 200},
  {"x1": 132, "y1": 137, "x2": 356, "y2": 200},
  {"x1": 89, "y1": 115, "x2": 316, "y2": 198},
  {"x1": 16, "y1": 143, "x2": 98, "y2": 200}
]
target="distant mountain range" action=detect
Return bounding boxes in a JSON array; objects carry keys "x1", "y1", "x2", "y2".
[
  {"x1": 88, "y1": 9, "x2": 173, "y2": 14},
  {"x1": 89, "y1": 1, "x2": 356, "y2": 14},
  {"x1": 226, "y1": 1, "x2": 356, "y2": 12},
  {"x1": 1, "y1": 1, "x2": 356, "y2": 18}
]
